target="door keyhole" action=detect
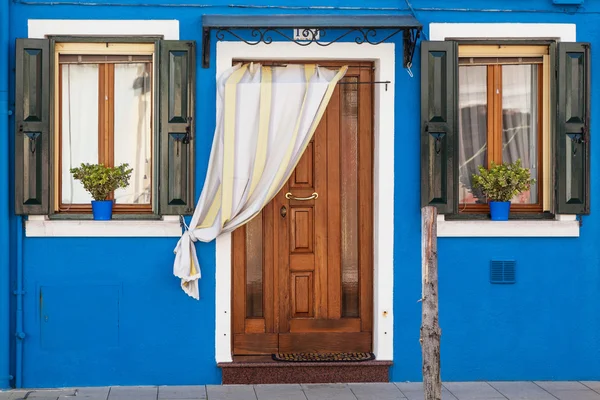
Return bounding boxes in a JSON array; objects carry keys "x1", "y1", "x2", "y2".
[{"x1": 280, "y1": 205, "x2": 287, "y2": 218}]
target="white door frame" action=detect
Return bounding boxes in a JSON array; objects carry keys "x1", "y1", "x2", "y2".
[{"x1": 214, "y1": 41, "x2": 396, "y2": 363}]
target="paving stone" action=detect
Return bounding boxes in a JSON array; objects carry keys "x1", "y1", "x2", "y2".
[
  {"x1": 253, "y1": 384, "x2": 305, "y2": 400},
  {"x1": 107, "y1": 386, "x2": 157, "y2": 400},
  {"x1": 0, "y1": 390, "x2": 30, "y2": 400},
  {"x1": 552, "y1": 391, "x2": 600, "y2": 400},
  {"x1": 158, "y1": 385, "x2": 206, "y2": 399},
  {"x1": 488, "y1": 381, "x2": 557, "y2": 400},
  {"x1": 301, "y1": 383, "x2": 356, "y2": 400},
  {"x1": 443, "y1": 382, "x2": 506, "y2": 399},
  {"x1": 27, "y1": 395, "x2": 65, "y2": 400},
  {"x1": 581, "y1": 383, "x2": 600, "y2": 392},
  {"x1": 348, "y1": 383, "x2": 406, "y2": 400},
  {"x1": 394, "y1": 382, "x2": 457, "y2": 400},
  {"x1": 59, "y1": 396, "x2": 108, "y2": 400},
  {"x1": 70, "y1": 387, "x2": 110, "y2": 399},
  {"x1": 534, "y1": 382, "x2": 589, "y2": 392},
  {"x1": 206, "y1": 385, "x2": 257, "y2": 400},
  {"x1": 29, "y1": 390, "x2": 77, "y2": 398}
]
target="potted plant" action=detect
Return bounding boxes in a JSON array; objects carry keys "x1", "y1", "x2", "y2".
[
  {"x1": 70, "y1": 163, "x2": 133, "y2": 220},
  {"x1": 471, "y1": 159, "x2": 536, "y2": 221}
]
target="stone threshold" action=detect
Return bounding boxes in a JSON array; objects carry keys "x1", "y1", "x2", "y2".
[{"x1": 218, "y1": 360, "x2": 392, "y2": 384}]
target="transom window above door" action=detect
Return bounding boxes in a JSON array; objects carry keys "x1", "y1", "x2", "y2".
[
  {"x1": 421, "y1": 41, "x2": 591, "y2": 218},
  {"x1": 14, "y1": 38, "x2": 197, "y2": 217}
]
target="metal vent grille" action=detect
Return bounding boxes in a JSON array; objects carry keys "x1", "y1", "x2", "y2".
[{"x1": 490, "y1": 261, "x2": 516, "y2": 284}]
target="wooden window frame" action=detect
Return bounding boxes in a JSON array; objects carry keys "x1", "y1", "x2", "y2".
[
  {"x1": 54, "y1": 42, "x2": 155, "y2": 214},
  {"x1": 458, "y1": 45, "x2": 548, "y2": 214}
]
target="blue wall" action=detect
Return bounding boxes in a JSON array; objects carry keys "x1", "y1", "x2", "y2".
[{"x1": 4, "y1": 0, "x2": 600, "y2": 388}]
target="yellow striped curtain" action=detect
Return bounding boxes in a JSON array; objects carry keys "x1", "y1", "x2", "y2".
[{"x1": 173, "y1": 63, "x2": 347, "y2": 299}]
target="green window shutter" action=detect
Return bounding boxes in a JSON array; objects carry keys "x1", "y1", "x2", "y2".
[
  {"x1": 556, "y1": 42, "x2": 590, "y2": 215},
  {"x1": 15, "y1": 39, "x2": 51, "y2": 215},
  {"x1": 159, "y1": 40, "x2": 196, "y2": 215},
  {"x1": 421, "y1": 41, "x2": 458, "y2": 214}
]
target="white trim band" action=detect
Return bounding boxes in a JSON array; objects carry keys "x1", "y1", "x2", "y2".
[
  {"x1": 437, "y1": 215, "x2": 579, "y2": 237},
  {"x1": 429, "y1": 23, "x2": 576, "y2": 42},
  {"x1": 28, "y1": 19, "x2": 179, "y2": 40},
  {"x1": 25, "y1": 216, "x2": 182, "y2": 237}
]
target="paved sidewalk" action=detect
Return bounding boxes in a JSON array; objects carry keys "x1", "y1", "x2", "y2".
[{"x1": 1, "y1": 382, "x2": 600, "y2": 400}]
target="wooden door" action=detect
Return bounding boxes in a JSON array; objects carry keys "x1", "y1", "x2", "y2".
[{"x1": 232, "y1": 63, "x2": 373, "y2": 355}]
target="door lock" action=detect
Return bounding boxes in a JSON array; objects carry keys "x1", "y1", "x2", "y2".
[{"x1": 280, "y1": 205, "x2": 287, "y2": 218}]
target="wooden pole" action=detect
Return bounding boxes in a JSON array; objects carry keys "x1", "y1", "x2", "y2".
[{"x1": 421, "y1": 206, "x2": 441, "y2": 400}]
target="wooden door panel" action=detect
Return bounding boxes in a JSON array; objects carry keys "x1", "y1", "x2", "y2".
[
  {"x1": 291, "y1": 141, "x2": 314, "y2": 188},
  {"x1": 279, "y1": 332, "x2": 372, "y2": 353},
  {"x1": 245, "y1": 319, "x2": 266, "y2": 334},
  {"x1": 289, "y1": 318, "x2": 361, "y2": 333},
  {"x1": 232, "y1": 64, "x2": 373, "y2": 356},
  {"x1": 326, "y1": 87, "x2": 342, "y2": 320},
  {"x1": 358, "y1": 68, "x2": 374, "y2": 332},
  {"x1": 290, "y1": 207, "x2": 314, "y2": 253},
  {"x1": 234, "y1": 333, "x2": 278, "y2": 355},
  {"x1": 289, "y1": 254, "x2": 315, "y2": 271},
  {"x1": 291, "y1": 272, "x2": 313, "y2": 317}
]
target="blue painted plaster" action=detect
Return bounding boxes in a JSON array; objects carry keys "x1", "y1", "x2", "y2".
[{"x1": 4, "y1": 0, "x2": 600, "y2": 387}]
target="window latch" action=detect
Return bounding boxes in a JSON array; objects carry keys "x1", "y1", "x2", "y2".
[
  {"x1": 21, "y1": 126, "x2": 40, "y2": 155},
  {"x1": 183, "y1": 117, "x2": 193, "y2": 145},
  {"x1": 569, "y1": 127, "x2": 587, "y2": 156}
]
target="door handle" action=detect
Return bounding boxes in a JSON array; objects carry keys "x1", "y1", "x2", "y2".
[{"x1": 285, "y1": 192, "x2": 318, "y2": 201}]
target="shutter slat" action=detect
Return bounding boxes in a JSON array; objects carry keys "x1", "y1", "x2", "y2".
[
  {"x1": 556, "y1": 42, "x2": 590, "y2": 215},
  {"x1": 159, "y1": 40, "x2": 196, "y2": 215},
  {"x1": 421, "y1": 41, "x2": 457, "y2": 214},
  {"x1": 15, "y1": 39, "x2": 50, "y2": 215}
]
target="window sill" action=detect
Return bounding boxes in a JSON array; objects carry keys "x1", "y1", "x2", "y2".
[
  {"x1": 25, "y1": 215, "x2": 182, "y2": 237},
  {"x1": 437, "y1": 214, "x2": 579, "y2": 237}
]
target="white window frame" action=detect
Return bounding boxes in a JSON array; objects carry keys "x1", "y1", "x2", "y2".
[
  {"x1": 430, "y1": 23, "x2": 580, "y2": 238},
  {"x1": 214, "y1": 41, "x2": 396, "y2": 363},
  {"x1": 24, "y1": 19, "x2": 182, "y2": 238}
]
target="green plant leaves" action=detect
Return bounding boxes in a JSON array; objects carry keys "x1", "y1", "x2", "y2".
[
  {"x1": 70, "y1": 163, "x2": 134, "y2": 201},
  {"x1": 471, "y1": 159, "x2": 536, "y2": 203}
]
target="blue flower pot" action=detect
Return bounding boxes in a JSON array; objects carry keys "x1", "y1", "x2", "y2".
[
  {"x1": 489, "y1": 201, "x2": 510, "y2": 221},
  {"x1": 91, "y1": 200, "x2": 114, "y2": 220}
]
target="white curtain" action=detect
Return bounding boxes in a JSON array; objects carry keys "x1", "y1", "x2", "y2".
[
  {"x1": 114, "y1": 63, "x2": 152, "y2": 205},
  {"x1": 173, "y1": 63, "x2": 347, "y2": 299},
  {"x1": 61, "y1": 64, "x2": 99, "y2": 204},
  {"x1": 501, "y1": 64, "x2": 538, "y2": 203}
]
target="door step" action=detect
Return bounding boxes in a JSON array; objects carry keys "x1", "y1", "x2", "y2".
[{"x1": 218, "y1": 359, "x2": 392, "y2": 384}]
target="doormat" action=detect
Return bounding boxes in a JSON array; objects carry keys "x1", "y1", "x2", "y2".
[{"x1": 272, "y1": 352, "x2": 375, "y2": 362}]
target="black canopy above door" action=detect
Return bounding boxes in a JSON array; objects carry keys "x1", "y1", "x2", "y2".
[{"x1": 201, "y1": 14, "x2": 422, "y2": 68}]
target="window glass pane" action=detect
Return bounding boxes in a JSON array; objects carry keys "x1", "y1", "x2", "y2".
[
  {"x1": 114, "y1": 63, "x2": 152, "y2": 205},
  {"x1": 458, "y1": 66, "x2": 488, "y2": 205},
  {"x1": 61, "y1": 64, "x2": 99, "y2": 205},
  {"x1": 502, "y1": 65, "x2": 538, "y2": 204},
  {"x1": 340, "y1": 77, "x2": 359, "y2": 318},
  {"x1": 246, "y1": 213, "x2": 263, "y2": 318}
]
